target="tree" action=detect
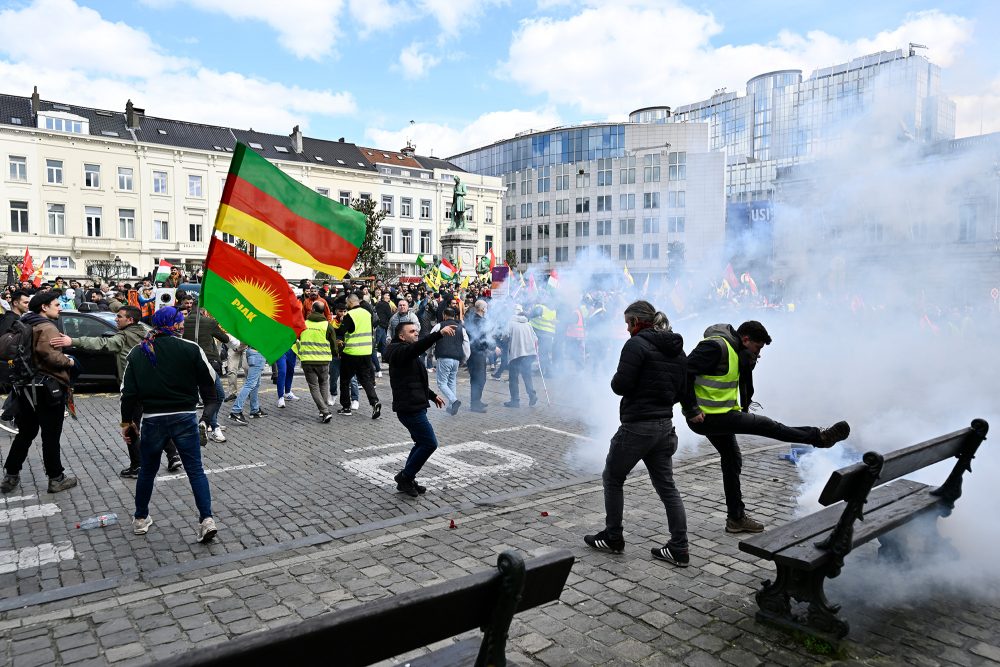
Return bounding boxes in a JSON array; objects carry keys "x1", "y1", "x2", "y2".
[
  {"x1": 351, "y1": 197, "x2": 394, "y2": 280},
  {"x1": 504, "y1": 249, "x2": 518, "y2": 270},
  {"x1": 86, "y1": 258, "x2": 133, "y2": 283}
]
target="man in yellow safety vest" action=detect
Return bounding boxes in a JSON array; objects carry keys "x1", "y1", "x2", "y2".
[
  {"x1": 294, "y1": 301, "x2": 337, "y2": 423},
  {"x1": 336, "y1": 294, "x2": 382, "y2": 418}
]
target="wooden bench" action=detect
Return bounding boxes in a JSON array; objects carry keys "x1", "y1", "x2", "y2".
[
  {"x1": 740, "y1": 419, "x2": 988, "y2": 643},
  {"x1": 153, "y1": 549, "x2": 574, "y2": 667}
]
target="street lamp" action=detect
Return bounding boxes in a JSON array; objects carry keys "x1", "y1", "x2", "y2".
[{"x1": 275, "y1": 259, "x2": 282, "y2": 274}]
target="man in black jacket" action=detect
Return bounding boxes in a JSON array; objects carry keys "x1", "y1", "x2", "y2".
[
  {"x1": 682, "y1": 321, "x2": 850, "y2": 534},
  {"x1": 383, "y1": 320, "x2": 456, "y2": 497},
  {"x1": 585, "y1": 301, "x2": 689, "y2": 566}
]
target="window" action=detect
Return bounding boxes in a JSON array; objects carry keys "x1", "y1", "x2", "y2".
[
  {"x1": 555, "y1": 246, "x2": 569, "y2": 262},
  {"x1": 520, "y1": 225, "x2": 532, "y2": 241},
  {"x1": 643, "y1": 217, "x2": 660, "y2": 234},
  {"x1": 505, "y1": 227, "x2": 516, "y2": 243},
  {"x1": 84, "y1": 163, "x2": 100, "y2": 188},
  {"x1": 420, "y1": 230, "x2": 432, "y2": 254},
  {"x1": 401, "y1": 198, "x2": 412, "y2": 218},
  {"x1": 9, "y1": 201, "x2": 28, "y2": 233},
  {"x1": 537, "y1": 201, "x2": 550, "y2": 217},
  {"x1": 537, "y1": 223, "x2": 550, "y2": 239},
  {"x1": 520, "y1": 170, "x2": 533, "y2": 195},
  {"x1": 44, "y1": 256, "x2": 75, "y2": 270},
  {"x1": 619, "y1": 156, "x2": 635, "y2": 184},
  {"x1": 958, "y1": 204, "x2": 977, "y2": 242},
  {"x1": 85, "y1": 206, "x2": 102, "y2": 237},
  {"x1": 466, "y1": 204, "x2": 474, "y2": 223},
  {"x1": 221, "y1": 232, "x2": 237, "y2": 244},
  {"x1": 619, "y1": 218, "x2": 635, "y2": 235},
  {"x1": 555, "y1": 222, "x2": 569, "y2": 238},
  {"x1": 47, "y1": 203, "x2": 65, "y2": 235},
  {"x1": 556, "y1": 172, "x2": 569, "y2": 191},
  {"x1": 382, "y1": 227, "x2": 394, "y2": 252},
  {"x1": 119, "y1": 208, "x2": 136, "y2": 239},
  {"x1": 576, "y1": 171, "x2": 590, "y2": 188},
  {"x1": 46, "y1": 159, "x2": 63, "y2": 184},
  {"x1": 339, "y1": 191, "x2": 351, "y2": 206},
  {"x1": 556, "y1": 199, "x2": 569, "y2": 215},
  {"x1": 316, "y1": 187, "x2": 330, "y2": 198},
  {"x1": 42, "y1": 116, "x2": 84, "y2": 134},
  {"x1": 188, "y1": 174, "x2": 203, "y2": 197},
  {"x1": 416, "y1": 199, "x2": 429, "y2": 220},
  {"x1": 575, "y1": 197, "x2": 590, "y2": 214},
  {"x1": 360, "y1": 193, "x2": 371, "y2": 202},
  {"x1": 643, "y1": 154, "x2": 660, "y2": 182},
  {"x1": 597, "y1": 158, "x2": 613, "y2": 186},
  {"x1": 153, "y1": 214, "x2": 169, "y2": 240},
  {"x1": 520, "y1": 202, "x2": 532, "y2": 219},
  {"x1": 668, "y1": 216, "x2": 685, "y2": 233},
  {"x1": 643, "y1": 192, "x2": 660, "y2": 209},
  {"x1": 382, "y1": 195, "x2": 394, "y2": 216},
  {"x1": 575, "y1": 220, "x2": 589, "y2": 237},
  {"x1": 520, "y1": 248, "x2": 532, "y2": 264},
  {"x1": 619, "y1": 193, "x2": 635, "y2": 210},
  {"x1": 596, "y1": 219, "x2": 612, "y2": 236},
  {"x1": 618, "y1": 244, "x2": 635, "y2": 261},
  {"x1": 189, "y1": 215, "x2": 204, "y2": 243},
  {"x1": 505, "y1": 204, "x2": 515, "y2": 220},
  {"x1": 537, "y1": 247, "x2": 549, "y2": 262},
  {"x1": 597, "y1": 244, "x2": 612, "y2": 258},
  {"x1": 153, "y1": 170, "x2": 168, "y2": 194},
  {"x1": 643, "y1": 243, "x2": 660, "y2": 259},
  {"x1": 485, "y1": 235, "x2": 494, "y2": 254},
  {"x1": 668, "y1": 190, "x2": 686, "y2": 208},
  {"x1": 8, "y1": 156, "x2": 27, "y2": 182},
  {"x1": 537, "y1": 166, "x2": 551, "y2": 193},
  {"x1": 118, "y1": 167, "x2": 133, "y2": 191},
  {"x1": 397, "y1": 229, "x2": 412, "y2": 254},
  {"x1": 597, "y1": 195, "x2": 612, "y2": 213},
  {"x1": 668, "y1": 151, "x2": 687, "y2": 180},
  {"x1": 485, "y1": 206, "x2": 494, "y2": 224}
]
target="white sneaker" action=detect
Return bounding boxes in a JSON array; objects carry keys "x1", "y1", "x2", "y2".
[
  {"x1": 277, "y1": 397, "x2": 286, "y2": 408},
  {"x1": 133, "y1": 516, "x2": 153, "y2": 535},
  {"x1": 351, "y1": 400, "x2": 360, "y2": 410},
  {"x1": 198, "y1": 517, "x2": 218, "y2": 544},
  {"x1": 286, "y1": 392, "x2": 301, "y2": 401},
  {"x1": 326, "y1": 397, "x2": 336, "y2": 406},
  {"x1": 376, "y1": 371, "x2": 383, "y2": 378},
  {"x1": 211, "y1": 427, "x2": 227, "y2": 443}
]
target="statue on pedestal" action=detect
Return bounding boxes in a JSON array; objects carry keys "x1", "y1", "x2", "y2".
[{"x1": 449, "y1": 176, "x2": 467, "y2": 231}]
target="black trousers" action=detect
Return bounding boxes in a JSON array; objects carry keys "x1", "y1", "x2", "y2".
[
  {"x1": 468, "y1": 352, "x2": 486, "y2": 406},
  {"x1": 689, "y1": 410, "x2": 821, "y2": 520},
  {"x1": 339, "y1": 355, "x2": 379, "y2": 409},
  {"x1": 5, "y1": 390, "x2": 65, "y2": 478}
]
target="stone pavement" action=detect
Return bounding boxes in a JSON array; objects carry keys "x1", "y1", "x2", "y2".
[{"x1": 0, "y1": 370, "x2": 998, "y2": 666}]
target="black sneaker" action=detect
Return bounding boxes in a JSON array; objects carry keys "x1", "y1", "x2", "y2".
[
  {"x1": 321, "y1": 413, "x2": 333, "y2": 424},
  {"x1": 503, "y1": 401, "x2": 520, "y2": 408},
  {"x1": 167, "y1": 457, "x2": 183, "y2": 473},
  {"x1": 338, "y1": 407, "x2": 353, "y2": 416},
  {"x1": 584, "y1": 530, "x2": 625, "y2": 554},
  {"x1": 224, "y1": 394, "x2": 237, "y2": 402},
  {"x1": 395, "y1": 472, "x2": 426, "y2": 495},
  {"x1": 228, "y1": 412, "x2": 249, "y2": 426},
  {"x1": 529, "y1": 394, "x2": 539, "y2": 407},
  {"x1": 249, "y1": 409, "x2": 267, "y2": 418},
  {"x1": 393, "y1": 472, "x2": 419, "y2": 497},
  {"x1": 1, "y1": 474, "x2": 20, "y2": 493},
  {"x1": 817, "y1": 420, "x2": 851, "y2": 448},
  {"x1": 470, "y1": 405, "x2": 487, "y2": 413},
  {"x1": 449, "y1": 400, "x2": 461, "y2": 415},
  {"x1": 119, "y1": 466, "x2": 140, "y2": 479},
  {"x1": 371, "y1": 402, "x2": 382, "y2": 420},
  {"x1": 651, "y1": 544, "x2": 690, "y2": 567}
]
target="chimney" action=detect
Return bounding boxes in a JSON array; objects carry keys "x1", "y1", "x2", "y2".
[
  {"x1": 30, "y1": 86, "x2": 40, "y2": 116},
  {"x1": 290, "y1": 125, "x2": 303, "y2": 154},
  {"x1": 125, "y1": 100, "x2": 144, "y2": 129},
  {"x1": 401, "y1": 140, "x2": 416, "y2": 156}
]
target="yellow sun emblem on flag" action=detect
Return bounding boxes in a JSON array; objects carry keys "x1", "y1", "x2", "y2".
[{"x1": 230, "y1": 278, "x2": 280, "y2": 319}]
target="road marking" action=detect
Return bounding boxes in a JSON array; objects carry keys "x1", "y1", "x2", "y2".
[
  {"x1": 344, "y1": 441, "x2": 414, "y2": 454},
  {"x1": 158, "y1": 462, "x2": 266, "y2": 482},
  {"x1": 0, "y1": 504, "x2": 61, "y2": 525},
  {"x1": 342, "y1": 441, "x2": 534, "y2": 489},
  {"x1": 0, "y1": 494, "x2": 37, "y2": 506},
  {"x1": 0, "y1": 542, "x2": 74, "y2": 574},
  {"x1": 482, "y1": 423, "x2": 595, "y2": 440}
]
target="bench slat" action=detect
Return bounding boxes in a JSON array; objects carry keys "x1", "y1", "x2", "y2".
[
  {"x1": 774, "y1": 487, "x2": 944, "y2": 569},
  {"x1": 739, "y1": 479, "x2": 927, "y2": 560}
]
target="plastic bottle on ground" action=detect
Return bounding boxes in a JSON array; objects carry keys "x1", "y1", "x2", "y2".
[{"x1": 77, "y1": 513, "x2": 119, "y2": 529}]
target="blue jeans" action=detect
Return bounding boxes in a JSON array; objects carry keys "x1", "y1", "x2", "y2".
[
  {"x1": 398, "y1": 410, "x2": 438, "y2": 480},
  {"x1": 135, "y1": 413, "x2": 213, "y2": 522},
  {"x1": 329, "y1": 357, "x2": 359, "y2": 401},
  {"x1": 276, "y1": 349, "x2": 296, "y2": 397},
  {"x1": 232, "y1": 349, "x2": 264, "y2": 414},
  {"x1": 435, "y1": 357, "x2": 459, "y2": 407},
  {"x1": 373, "y1": 326, "x2": 387, "y2": 368}
]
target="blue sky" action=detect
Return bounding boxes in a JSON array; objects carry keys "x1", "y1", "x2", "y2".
[{"x1": 1, "y1": 0, "x2": 998, "y2": 156}]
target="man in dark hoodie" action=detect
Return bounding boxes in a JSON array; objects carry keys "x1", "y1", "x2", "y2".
[
  {"x1": 585, "y1": 301, "x2": 689, "y2": 566},
  {"x1": 682, "y1": 320, "x2": 850, "y2": 534},
  {"x1": 383, "y1": 320, "x2": 456, "y2": 497}
]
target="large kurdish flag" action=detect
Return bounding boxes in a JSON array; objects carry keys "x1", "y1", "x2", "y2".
[
  {"x1": 201, "y1": 238, "x2": 305, "y2": 363},
  {"x1": 216, "y1": 143, "x2": 366, "y2": 278}
]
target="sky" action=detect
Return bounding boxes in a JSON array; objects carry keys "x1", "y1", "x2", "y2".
[{"x1": 1, "y1": 0, "x2": 999, "y2": 158}]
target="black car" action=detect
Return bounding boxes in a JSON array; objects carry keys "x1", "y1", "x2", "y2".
[{"x1": 58, "y1": 311, "x2": 127, "y2": 388}]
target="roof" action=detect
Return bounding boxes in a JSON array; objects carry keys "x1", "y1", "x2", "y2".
[
  {"x1": 0, "y1": 94, "x2": 33, "y2": 127},
  {"x1": 358, "y1": 146, "x2": 424, "y2": 169},
  {"x1": 414, "y1": 154, "x2": 463, "y2": 172},
  {"x1": 133, "y1": 115, "x2": 237, "y2": 152},
  {"x1": 302, "y1": 136, "x2": 375, "y2": 171}
]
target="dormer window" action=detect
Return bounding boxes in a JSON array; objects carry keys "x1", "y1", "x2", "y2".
[{"x1": 39, "y1": 112, "x2": 87, "y2": 134}]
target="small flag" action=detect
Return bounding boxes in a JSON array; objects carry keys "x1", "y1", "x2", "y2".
[
  {"x1": 641, "y1": 273, "x2": 649, "y2": 295},
  {"x1": 548, "y1": 269, "x2": 560, "y2": 290},
  {"x1": 724, "y1": 263, "x2": 740, "y2": 290},
  {"x1": 488, "y1": 247, "x2": 497, "y2": 271},
  {"x1": 438, "y1": 258, "x2": 456, "y2": 280},
  {"x1": 154, "y1": 259, "x2": 172, "y2": 283},
  {"x1": 740, "y1": 272, "x2": 758, "y2": 295},
  {"x1": 17, "y1": 248, "x2": 33, "y2": 283},
  {"x1": 623, "y1": 263, "x2": 635, "y2": 286},
  {"x1": 416, "y1": 253, "x2": 429, "y2": 269},
  {"x1": 460, "y1": 275, "x2": 470, "y2": 289}
]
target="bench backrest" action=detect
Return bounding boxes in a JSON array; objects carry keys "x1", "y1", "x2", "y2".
[
  {"x1": 152, "y1": 548, "x2": 574, "y2": 667},
  {"x1": 818, "y1": 420, "x2": 987, "y2": 506}
]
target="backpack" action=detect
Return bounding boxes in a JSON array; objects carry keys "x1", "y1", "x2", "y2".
[{"x1": 0, "y1": 318, "x2": 37, "y2": 389}]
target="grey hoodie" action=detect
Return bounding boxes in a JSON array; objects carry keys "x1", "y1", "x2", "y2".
[{"x1": 508, "y1": 315, "x2": 537, "y2": 360}]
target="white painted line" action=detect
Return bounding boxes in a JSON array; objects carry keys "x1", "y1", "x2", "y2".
[
  {"x1": 0, "y1": 542, "x2": 74, "y2": 574},
  {"x1": 0, "y1": 504, "x2": 61, "y2": 525},
  {"x1": 158, "y1": 462, "x2": 266, "y2": 482},
  {"x1": 344, "y1": 441, "x2": 414, "y2": 454},
  {"x1": 342, "y1": 441, "x2": 534, "y2": 490},
  {"x1": 0, "y1": 494, "x2": 36, "y2": 506},
  {"x1": 482, "y1": 423, "x2": 594, "y2": 441}
]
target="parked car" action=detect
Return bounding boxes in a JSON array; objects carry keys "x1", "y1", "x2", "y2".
[{"x1": 58, "y1": 311, "x2": 141, "y2": 388}]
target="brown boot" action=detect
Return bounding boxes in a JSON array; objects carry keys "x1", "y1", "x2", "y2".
[{"x1": 817, "y1": 421, "x2": 851, "y2": 448}]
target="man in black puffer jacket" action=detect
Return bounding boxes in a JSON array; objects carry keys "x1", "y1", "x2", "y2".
[
  {"x1": 585, "y1": 300, "x2": 690, "y2": 568},
  {"x1": 383, "y1": 320, "x2": 456, "y2": 497}
]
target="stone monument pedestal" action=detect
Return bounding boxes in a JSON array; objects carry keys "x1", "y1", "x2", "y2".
[{"x1": 440, "y1": 229, "x2": 478, "y2": 275}]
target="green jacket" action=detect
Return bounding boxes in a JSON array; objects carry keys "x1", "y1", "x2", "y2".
[{"x1": 73, "y1": 321, "x2": 150, "y2": 381}]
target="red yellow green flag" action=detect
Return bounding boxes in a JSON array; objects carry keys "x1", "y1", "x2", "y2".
[
  {"x1": 216, "y1": 143, "x2": 366, "y2": 278},
  {"x1": 201, "y1": 237, "x2": 306, "y2": 363}
]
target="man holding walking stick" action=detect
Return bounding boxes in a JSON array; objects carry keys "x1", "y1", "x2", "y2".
[{"x1": 504, "y1": 305, "x2": 539, "y2": 408}]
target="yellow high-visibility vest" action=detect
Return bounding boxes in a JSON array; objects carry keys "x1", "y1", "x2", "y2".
[
  {"x1": 343, "y1": 308, "x2": 373, "y2": 356},
  {"x1": 693, "y1": 336, "x2": 740, "y2": 414},
  {"x1": 530, "y1": 305, "x2": 557, "y2": 335},
  {"x1": 295, "y1": 319, "x2": 333, "y2": 362}
]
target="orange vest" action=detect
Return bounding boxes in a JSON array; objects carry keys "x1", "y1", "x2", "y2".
[{"x1": 565, "y1": 309, "x2": 585, "y2": 338}]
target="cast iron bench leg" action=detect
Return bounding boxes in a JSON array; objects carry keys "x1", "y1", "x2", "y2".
[{"x1": 756, "y1": 563, "x2": 849, "y2": 640}]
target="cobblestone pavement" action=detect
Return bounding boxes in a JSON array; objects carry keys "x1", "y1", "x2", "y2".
[{"x1": 0, "y1": 369, "x2": 998, "y2": 666}]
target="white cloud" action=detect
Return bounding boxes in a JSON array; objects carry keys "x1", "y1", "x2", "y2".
[
  {"x1": 348, "y1": 0, "x2": 414, "y2": 36},
  {"x1": 0, "y1": 0, "x2": 355, "y2": 132},
  {"x1": 419, "y1": 0, "x2": 507, "y2": 38},
  {"x1": 140, "y1": 0, "x2": 343, "y2": 60},
  {"x1": 502, "y1": 4, "x2": 975, "y2": 118},
  {"x1": 366, "y1": 107, "x2": 562, "y2": 158},
  {"x1": 396, "y1": 42, "x2": 442, "y2": 79},
  {"x1": 954, "y1": 79, "x2": 1000, "y2": 137}
]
